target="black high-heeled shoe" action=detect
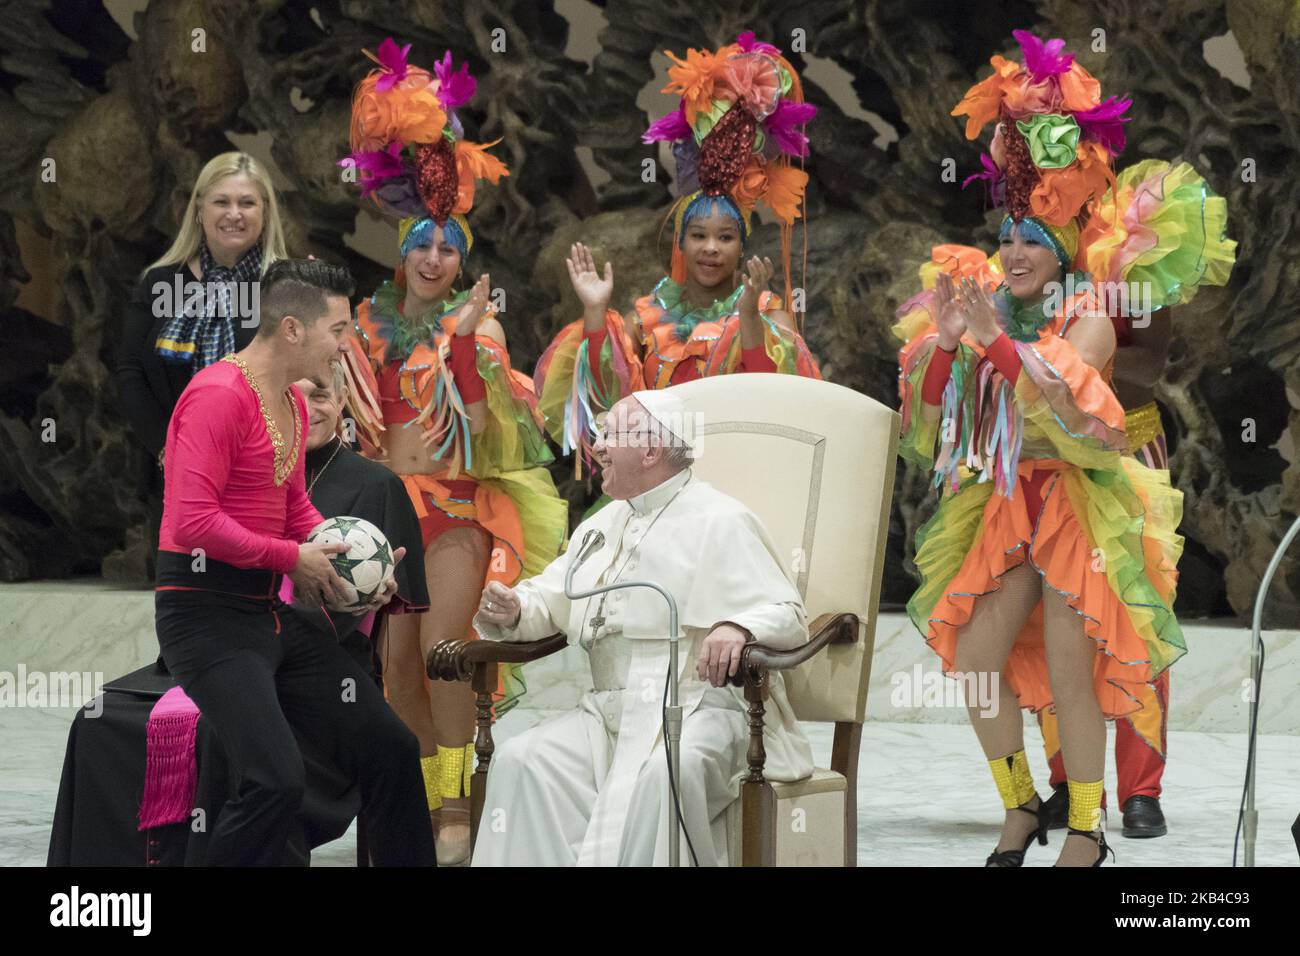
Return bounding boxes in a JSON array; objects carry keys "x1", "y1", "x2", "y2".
[
  {"x1": 1059, "y1": 828, "x2": 1116, "y2": 867},
  {"x1": 985, "y1": 795, "x2": 1048, "y2": 867}
]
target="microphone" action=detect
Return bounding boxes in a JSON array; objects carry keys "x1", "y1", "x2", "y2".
[
  {"x1": 564, "y1": 530, "x2": 605, "y2": 598},
  {"x1": 577, "y1": 529, "x2": 605, "y2": 564}
]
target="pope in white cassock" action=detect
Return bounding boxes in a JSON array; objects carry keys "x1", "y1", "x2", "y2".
[{"x1": 471, "y1": 391, "x2": 814, "y2": 866}]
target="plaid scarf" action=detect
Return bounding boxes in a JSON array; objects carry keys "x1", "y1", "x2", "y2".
[{"x1": 155, "y1": 241, "x2": 263, "y2": 368}]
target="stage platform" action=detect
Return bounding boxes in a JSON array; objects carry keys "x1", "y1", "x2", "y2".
[{"x1": 2, "y1": 579, "x2": 1297, "y2": 865}]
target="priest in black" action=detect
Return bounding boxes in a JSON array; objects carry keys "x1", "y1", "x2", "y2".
[{"x1": 294, "y1": 368, "x2": 430, "y2": 679}]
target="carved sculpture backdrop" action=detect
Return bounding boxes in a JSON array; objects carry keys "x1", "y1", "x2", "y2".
[{"x1": 1, "y1": 0, "x2": 1297, "y2": 623}]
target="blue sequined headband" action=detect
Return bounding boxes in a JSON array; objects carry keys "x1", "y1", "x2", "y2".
[
  {"x1": 400, "y1": 216, "x2": 469, "y2": 260},
  {"x1": 678, "y1": 194, "x2": 748, "y2": 247},
  {"x1": 999, "y1": 216, "x2": 1072, "y2": 272}
]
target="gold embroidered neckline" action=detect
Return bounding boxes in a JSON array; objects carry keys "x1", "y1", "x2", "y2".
[{"x1": 222, "y1": 353, "x2": 302, "y2": 486}]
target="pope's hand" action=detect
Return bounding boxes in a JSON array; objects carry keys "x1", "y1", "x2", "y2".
[
  {"x1": 697, "y1": 623, "x2": 750, "y2": 687},
  {"x1": 478, "y1": 581, "x2": 521, "y2": 628}
]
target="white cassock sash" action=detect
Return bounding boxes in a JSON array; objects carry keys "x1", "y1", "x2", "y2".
[{"x1": 577, "y1": 639, "x2": 707, "y2": 866}]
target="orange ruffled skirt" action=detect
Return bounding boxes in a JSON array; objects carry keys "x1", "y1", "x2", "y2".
[{"x1": 909, "y1": 457, "x2": 1184, "y2": 720}]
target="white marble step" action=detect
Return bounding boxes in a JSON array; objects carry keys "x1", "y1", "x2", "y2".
[{"x1": 1, "y1": 579, "x2": 1296, "y2": 735}]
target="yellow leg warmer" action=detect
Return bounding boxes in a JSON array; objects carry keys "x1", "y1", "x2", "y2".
[
  {"x1": 435, "y1": 743, "x2": 476, "y2": 800},
  {"x1": 988, "y1": 750, "x2": 1037, "y2": 810},
  {"x1": 1067, "y1": 778, "x2": 1105, "y2": 832},
  {"x1": 420, "y1": 753, "x2": 442, "y2": 811}
]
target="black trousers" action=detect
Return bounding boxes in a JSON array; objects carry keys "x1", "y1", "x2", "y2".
[{"x1": 154, "y1": 556, "x2": 435, "y2": 867}]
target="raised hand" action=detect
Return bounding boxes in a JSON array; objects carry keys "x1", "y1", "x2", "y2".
[
  {"x1": 934, "y1": 272, "x2": 967, "y2": 350},
  {"x1": 454, "y1": 273, "x2": 492, "y2": 337},
  {"x1": 958, "y1": 276, "x2": 1001, "y2": 347},
  {"x1": 566, "y1": 242, "x2": 614, "y2": 328},
  {"x1": 737, "y1": 255, "x2": 775, "y2": 321}
]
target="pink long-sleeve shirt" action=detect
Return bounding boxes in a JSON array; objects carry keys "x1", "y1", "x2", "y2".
[{"x1": 159, "y1": 360, "x2": 323, "y2": 573}]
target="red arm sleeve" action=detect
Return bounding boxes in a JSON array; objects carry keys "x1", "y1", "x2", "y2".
[
  {"x1": 449, "y1": 333, "x2": 487, "y2": 404},
  {"x1": 920, "y1": 343, "x2": 956, "y2": 404},
  {"x1": 166, "y1": 384, "x2": 302, "y2": 573},
  {"x1": 984, "y1": 333, "x2": 1021, "y2": 385},
  {"x1": 584, "y1": 328, "x2": 608, "y2": 387},
  {"x1": 739, "y1": 344, "x2": 777, "y2": 373},
  {"x1": 1109, "y1": 313, "x2": 1133, "y2": 348}
]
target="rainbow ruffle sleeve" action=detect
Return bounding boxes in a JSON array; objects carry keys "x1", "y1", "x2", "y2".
[
  {"x1": 894, "y1": 245, "x2": 1005, "y2": 478},
  {"x1": 1082, "y1": 159, "x2": 1236, "y2": 312},
  {"x1": 534, "y1": 309, "x2": 641, "y2": 477},
  {"x1": 407, "y1": 328, "x2": 554, "y2": 480},
  {"x1": 705, "y1": 301, "x2": 822, "y2": 379}
]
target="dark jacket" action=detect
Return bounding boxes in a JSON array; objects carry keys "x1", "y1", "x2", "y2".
[{"x1": 115, "y1": 263, "x2": 260, "y2": 456}]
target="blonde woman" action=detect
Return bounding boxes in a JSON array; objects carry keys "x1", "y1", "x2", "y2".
[{"x1": 116, "y1": 151, "x2": 289, "y2": 458}]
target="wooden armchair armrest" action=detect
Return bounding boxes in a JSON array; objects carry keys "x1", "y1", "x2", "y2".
[
  {"x1": 425, "y1": 633, "x2": 568, "y2": 682},
  {"x1": 422, "y1": 633, "x2": 568, "y2": 848},
  {"x1": 727, "y1": 612, "x2": 858, "y2": 686}
]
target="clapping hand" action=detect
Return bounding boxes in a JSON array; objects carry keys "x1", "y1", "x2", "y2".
[
  {"x1": 934, "y1": 272, "x2": 967, "y2": 350},
  {"x1": 454, "y1": 274, "x2": 492, "y2": 337},
  {"x1": 956, "y1": 276, "x2": 1001, "y2": 347},
  {"x1": 737, "y1": 256, "x2": 775, "y2": 323}
]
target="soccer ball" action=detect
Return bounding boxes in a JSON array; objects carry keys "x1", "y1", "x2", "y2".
[{"x1": 305, "y1": 516, "x2": 396, "y2": 613}]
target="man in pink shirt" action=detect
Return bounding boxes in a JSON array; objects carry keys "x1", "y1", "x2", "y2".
[{"x1": 154, "y1": 258, "x2": 435, "y2": 866}]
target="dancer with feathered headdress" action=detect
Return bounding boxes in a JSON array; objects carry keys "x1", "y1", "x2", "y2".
[
  {"x1": 338, "y1": 38, "x2": 567, "y2": 865},
  {"x1": 895, "y1": 30, "x2": 1234, "y2": 866},
  {"x1": 534, "y1": 31, "x2": 821, "y2": 479}
]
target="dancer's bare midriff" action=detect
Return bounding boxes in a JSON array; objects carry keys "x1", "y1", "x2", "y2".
[{"x1": 380, "y1": 420, "x2": 455, "y2": 477}]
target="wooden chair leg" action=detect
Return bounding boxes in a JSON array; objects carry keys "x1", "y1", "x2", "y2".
[
  {"x1": 468, "y1": 661, "x2": 497, "y2": 852},
  {"x1": 741, "y1": 669, "x2": 775, "y2": 867},
  {"x1": 832, "y1": 721, "x2": 862, "y2": 867}
]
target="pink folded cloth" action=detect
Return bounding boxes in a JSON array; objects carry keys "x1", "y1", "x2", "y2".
[{"x1": 138, "y1": 686, "x2": 201, "y2": 830}]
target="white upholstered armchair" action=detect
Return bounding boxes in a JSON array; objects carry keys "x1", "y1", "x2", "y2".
[{"x1": 427, "y1": 372, "x2": 900, "y2": 866}]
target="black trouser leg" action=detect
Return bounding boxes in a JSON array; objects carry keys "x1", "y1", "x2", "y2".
[
  {"x1": 274, "y1": 609, "x2": 436, "y2": 867},
  {"x1": 156, "y1": 595, "x2": 304, "y2": 866}
]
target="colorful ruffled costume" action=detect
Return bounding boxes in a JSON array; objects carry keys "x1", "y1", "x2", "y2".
[
  {"x1": 348, "y1": 280, "x2": 565, "y2": 591},
  {"x1": 339, "y1": 42, "x2": 567, "y2": 805},
  {"x1": 898, "y1": 31, "x2": 1235, "y2": 838},
  {"x1": 534, "y1": 31, "x2": 821, "y2": 476}
]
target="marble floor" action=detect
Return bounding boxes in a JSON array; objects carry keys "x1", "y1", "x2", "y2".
[
  {"x1": 6, "y1": 699, "x2": 1296, "y2": 867},
  {"x1": 2, "y1": 582, "x2": 1296, "y2": 867}
]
